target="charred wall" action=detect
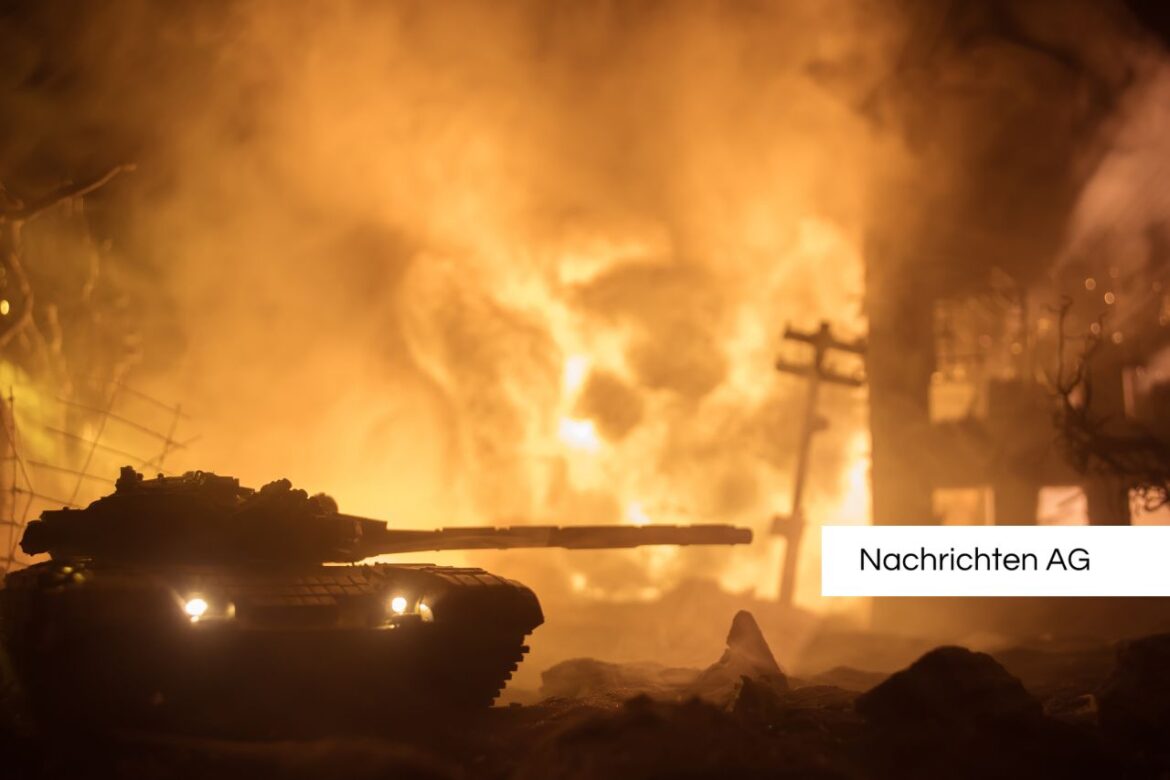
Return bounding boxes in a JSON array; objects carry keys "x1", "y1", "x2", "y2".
[{"x1": 864, "y1": 0, "x2": 1170, "y2": 637}]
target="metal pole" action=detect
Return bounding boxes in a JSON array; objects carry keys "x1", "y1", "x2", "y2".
[
  {"x1": 772, "y1": 321, "x2": 866, "y2": 607},
  {"x1": 779, "y1": 365, "x2": 821, "y2": 606}
]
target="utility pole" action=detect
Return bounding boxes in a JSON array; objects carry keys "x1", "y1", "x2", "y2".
[{"x1": 772, "y1": 321, "x2": 866, "y2": 606}]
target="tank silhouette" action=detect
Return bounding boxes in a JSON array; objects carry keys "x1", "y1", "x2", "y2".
[{"x1": 0, "y1": 467, "x2": 751, "y2": 731}]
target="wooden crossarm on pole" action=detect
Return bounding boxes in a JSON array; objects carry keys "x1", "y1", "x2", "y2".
[{"x1": 772, "y1": 321, "x2": 867, "y2": 606}]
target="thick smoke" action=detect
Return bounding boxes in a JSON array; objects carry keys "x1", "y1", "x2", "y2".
[
  {"x1": 6, "y1": 0, "x2": 1169, "y2": 683},
  {"x1": 1, "y1": 0, "x2": 886, "y2": 607},
  {"x1": 4, "y1": 0, "x2": 1162, "y2": 612},
  {"x1": 1063, "y1": 54, "x2": 1170, "y2": 289},
  {"x1": 0, "y1": 0, "x2": 907, "y2": 608}
]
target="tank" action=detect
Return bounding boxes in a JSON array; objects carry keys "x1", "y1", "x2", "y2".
[{"x1": 0, "y1": 467, "x2": 751, "y2": 732}]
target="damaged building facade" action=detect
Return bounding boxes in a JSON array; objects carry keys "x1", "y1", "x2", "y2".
[{"x1": 864, "y1": 1, "x2": 1170, "y2": 635}]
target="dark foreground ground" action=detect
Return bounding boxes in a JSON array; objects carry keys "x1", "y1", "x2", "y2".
[{"x1": 4, "y1": 610, "x2": 1170, "y2": 780}]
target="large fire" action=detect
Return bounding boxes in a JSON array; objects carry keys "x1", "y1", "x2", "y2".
[{"x1": 4, "y1": 1, "x2": 893, "y2": 613}]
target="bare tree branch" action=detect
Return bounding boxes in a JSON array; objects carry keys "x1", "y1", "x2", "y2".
[
  {"x1": 2, "y1": 164, "x2": 136, "y2": 223},
  {"x1": 0, "y1": 164, "x2": 135, "y2": 353},
  {"x1": 0, "y1": 225, "x2": 36, "y2": 353},
  {"x1": 1052, "y1": 299, "x2": 1170, "y2": 510}
]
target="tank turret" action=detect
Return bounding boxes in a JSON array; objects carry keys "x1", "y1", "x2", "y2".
[
  {"x1": 1, "y1": 467, "x2": 753, "y2": 731},
  {"x1": 21, "y1": 466, "x2": 751, "y2": 563}
]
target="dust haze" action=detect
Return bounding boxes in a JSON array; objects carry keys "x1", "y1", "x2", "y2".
[
  {"x1": 0, "y1": 0, "x2": 895, "y2": 608},
  {"x1": 3, "y1": 0, "x2": 1161, "y2": 663}
]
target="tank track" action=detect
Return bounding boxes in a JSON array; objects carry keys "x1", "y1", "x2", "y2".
[{"x1": 0, "y1": 561, "x2": 543, "y2": 733}]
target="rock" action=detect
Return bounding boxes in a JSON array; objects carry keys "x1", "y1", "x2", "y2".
[
  {"x1": 538, "y1": 611, "x2": 786, "y2": 708},
  {"x1": 801, "y1": 666, "x2": 889, "y2": 692},
  {"x1": 992, "y1": 642, "x2": 1115, "y2": 702},
  {"x1": 688, "y1": 610, "x2": 788, "y2": 705},
  {"x1": 779, "y1": 684, "x2": 859, "y2": 711},
  {"x1": 1043, "y1": 693, "x2": 1098, "y2": 728},
  {"x1": 1098, "y1": 632, "x2": 1170, "y2": 759},
  {"x1": 854, "y1": 647, "x2": 1123, "y2": 779},
  {"x1": 539, "y1": 659, "x2": 698, "y2": 704},
  {"x1": 856, "y1": 646, "x2": 1042, "y2": 729},
  {"x1": 729, "y1": 675, "x2": 786, "y2": 723}
]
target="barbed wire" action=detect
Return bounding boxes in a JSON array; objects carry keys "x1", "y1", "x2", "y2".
[{"x1": 1, "y1": 383, "x2": 192, "y2": 572}]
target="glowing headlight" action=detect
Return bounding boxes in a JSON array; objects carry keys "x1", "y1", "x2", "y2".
[
  {"x1": 385, "y1": 594, "x2": 433, "y2": 622},
  {"x1": 184, "y1": 597, "x2": 209, "y2": 621}
]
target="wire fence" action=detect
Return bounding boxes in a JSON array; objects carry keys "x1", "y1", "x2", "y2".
[{"x1": 0, "y1": 381, "x2": 194, "y2": 572}]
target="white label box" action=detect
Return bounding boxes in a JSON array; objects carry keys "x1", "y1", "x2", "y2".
[{"x1": 821, "y1": 525, "x2": 1170, "y2": 597}]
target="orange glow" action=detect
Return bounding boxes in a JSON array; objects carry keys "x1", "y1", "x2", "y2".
[
  {"x1": 562, "y1": 355, "x2": 592, "y2": 395},
  {"x1": 624, "y1": 501, "x2": 651, "y2": 527},
  {"x1": 558, "y1": 417, "x2": 601, "y2": 452},
  {"x1": 85, "y1": 2, "x2": 879, "y2": 612},
  {"x1": 184, "y1": 597, "x2": 209, "y2": 621}
]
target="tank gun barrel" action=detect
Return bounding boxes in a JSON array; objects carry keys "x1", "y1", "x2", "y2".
[
  {"x1": 15, "y1": 468, "x2": 754, "y2": 566},
  {"x1": 343, "y1": 516, "x2": 752, "y2": 558}
]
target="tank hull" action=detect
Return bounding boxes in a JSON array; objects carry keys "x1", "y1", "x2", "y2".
[{"x1": 0, "y1": 560, "x2": 542, "y2": 734}]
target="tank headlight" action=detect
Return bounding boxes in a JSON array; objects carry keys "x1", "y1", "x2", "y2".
[
  {"x1": 385, "y1": 594, "x2": 433, "y2": 623},
  {"x1": 184, "y1": 597, "x2": 209, "y2": 621}
]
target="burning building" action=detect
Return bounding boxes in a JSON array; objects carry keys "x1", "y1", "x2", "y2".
[
  {"x1": 862, "y1": 0, "x2": 1170, "y2": 636},
  {"x1": 5, "y1": 1, "x2": 1170, "y2": 776}
]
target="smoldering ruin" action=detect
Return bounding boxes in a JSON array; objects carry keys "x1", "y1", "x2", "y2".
[{"x1": 5, "y1": 0, "x2": 1170, "y2": 778}]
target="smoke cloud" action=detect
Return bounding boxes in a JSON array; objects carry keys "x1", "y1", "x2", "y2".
[
  {"x1": 6, "y1": 0, "x2": 1170, "y2": 685},
  {"x1": 15, "y1": 0, "x2": 1147, "y2": 613},
  {"x1": 0, "y1": 0, "x2": 892, "y2": 606}
]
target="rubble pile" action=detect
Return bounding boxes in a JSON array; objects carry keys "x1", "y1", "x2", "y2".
[
  {"x1": 539, "y1": 610, "x2": 788, "y2": 708},
  {"x1": 853, "y1": 646, "x2": 1119, "y2": 778},
  {"x1": 1098, "y1": 632, "x2": 1170, "y2": 763},
  {"x1": 688, "y1": 610, "x2": 789, "y2": 703},
  {"x1": 538, "y1": 659, "x2": 699, "y2": 705},
  {"x1": 855, "y1": 646, "x2": 1041, "y2": 728},
  {"x1": 6, "y1": 614, "x2": 1170, "y2": 778}
]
